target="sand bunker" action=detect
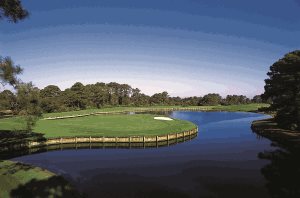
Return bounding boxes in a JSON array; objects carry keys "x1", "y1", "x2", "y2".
[{"x1": 154, "y1": 117, "x2": 173, "y2": 121}]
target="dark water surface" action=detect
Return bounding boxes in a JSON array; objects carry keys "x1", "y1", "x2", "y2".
[{"x1": 13, "y1": 112, "x2": 283, "y2": 198}]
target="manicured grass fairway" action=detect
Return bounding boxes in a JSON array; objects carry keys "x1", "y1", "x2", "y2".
[
  {"x1": 0, "y1": 160, "x2": 54, "y2": 198},
  {"x1": 0, "y1": 117, "x2": 25, "y2": 131},
  {"x1": 43, "y1": 103, "x2": 269, "y2": 118},
  {"x1": 0, "y1": 114, "x2": 196, "y2": 138},
  {"x1": 0, "y1": 104, "x2": 268, "y2": 138},
  {"x1": 0, "y1": 160, "x2": 79, "y2": 198},
  {"x1": 35, "y1": 114, "x2": 196, "y2": 138}
]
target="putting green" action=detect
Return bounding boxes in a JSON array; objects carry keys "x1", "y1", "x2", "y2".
[{"x1": 0, "y1": 114, "x2": 197, "y2": 138}]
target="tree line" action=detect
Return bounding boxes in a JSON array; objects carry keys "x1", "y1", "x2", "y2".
[
  {"x1": 0, "y1": 81, "x2": 264, "y2": 114},
  {"x1": 0, "y1": 1, "x2": 263, "y2": 116}
]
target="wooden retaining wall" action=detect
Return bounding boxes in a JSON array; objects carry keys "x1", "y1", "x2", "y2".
[
  {"x1": 28, "y1": 127, "x2": 198, "y2": 148},
  {"x1": 24, "y1": 133, "x2": 198, "y2": 154}
]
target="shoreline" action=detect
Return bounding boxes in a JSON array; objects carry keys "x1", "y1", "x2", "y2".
[
  {"x1": 42, "y1": 104, "x2": 268, "y2": 120},
  {"x1": 30, "y1": 127, "x2": 198, "y2": 147},
  {"x1": 251, "y1": 118, "x2": 300, "y2": 143},
  {"x1": 0, "y1": 133, "x2": 198, "y2": 160},
  {"x1": 4, "y1": 127, "x2": 198, "y2": 151},
  {"x1": 0, "y1": 160, "x2": 80, "y2": 197},
  {"x1": 42, "y1": 107, "x2": 215, "y2": 120}
]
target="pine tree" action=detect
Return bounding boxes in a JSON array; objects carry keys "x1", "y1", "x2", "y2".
[{"x1": 263, "y1": 50, "x2": 300, "y2": 130}]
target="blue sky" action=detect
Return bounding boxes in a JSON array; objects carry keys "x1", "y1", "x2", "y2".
[{"x1": 1, "y1": 0, "x2": 299, "y2": 97}]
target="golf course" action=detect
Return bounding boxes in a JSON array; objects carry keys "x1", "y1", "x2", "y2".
[
  {"x1": 42, "y1": 104, "x2": 268, "y2": 118},
  {"x1": 1, "y1": 0, "x2": 299, "y2": 197},
  {"x1": 0, "y1": 160, "x2": 79, "y2": 198},
  {"x1": 0, "y1": 114, "x2": 196, "y2": 138},
  {"x1": 0, "y1": 104, "x2": 267, "y2": 139}
]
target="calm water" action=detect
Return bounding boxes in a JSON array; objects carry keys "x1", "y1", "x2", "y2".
[{"x1": 12, "y1": 112, "x2": 286, "y2": 198}]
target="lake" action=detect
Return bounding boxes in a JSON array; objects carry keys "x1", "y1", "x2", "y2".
[{"x1": 12, "y1": 111, "x2": 290, "y2": 198}]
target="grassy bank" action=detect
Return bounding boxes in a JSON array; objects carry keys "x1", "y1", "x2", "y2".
[
  {"x1": 0, "y1": 104, "x2": 267, "y2": 139},
  {"x1": 251, "y1": 118, "x2": 300, "y2": 143},
  {"x1": 0, "y1": 160, "x2": 79, "y2": 198},
  {"x1": 43, "y1": 103, "x2": 269, "y2": 118},
  {"x1": 0, "y1": 114, "x2": 196, "y2": 138}
]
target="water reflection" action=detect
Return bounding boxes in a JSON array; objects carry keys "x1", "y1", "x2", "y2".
[
  {"x1": 0, "y1": 134, "x2": 197, "y2": 160},
  {"x1": 258, "y1": 141, "x2": 300, "y2": 198},
  {"x1": 11, "y1": 112, "x2": 272, "y2": 198},
  {"x1": 73, "y1": 159, "x2": 270, "y2": 198},
  {"x1": 9, "y1": 111, "x2": 298, "y2": 198}
]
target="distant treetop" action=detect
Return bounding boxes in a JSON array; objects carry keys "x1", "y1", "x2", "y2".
[{"x1": 0, "y1": 0, "x2": 29, "y2": 23}]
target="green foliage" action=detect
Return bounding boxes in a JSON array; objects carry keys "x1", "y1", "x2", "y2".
[
  {"x1": 40, "y1": 85, "x2": 61, "y2": 98},
  {"x1": 263, "y1": 50, "x2": 300, "y2": 130},
  {"x1": 85, "y1": 83, "x2": 109, "y2": 108},
  {"x1": 0, "y1": 90, "x2": 17, "y2": 111},
  {"x1": 170, "y1": 96, "x2": 183, "y2": 106},
  {"x1": 252, "y1": 95, "x2": 263, "y2": 103},
  {"x1": 106, "y1": 82, "x2": 132, "y2": 105},
  {"x1": 150, "y1": 91, "x2": 169, "y2": 105},
  {"x1": 0, "y1": 0, "x2": 29, "y2": 23},
  {"x1": 223, "y1": 95, "x2": 251, "y2": 105},
  {"x1": 64, "y1": 82, "x2": 88, "y2": 110},
  {"x1": 130, "y1": 88, "x2": 150, "y2": 106},
  {"x1": 181, "y1": 96, "x2": 202, "y2": 106},
  {"x1": 2, "y1": 80, "x2": 260, "y2": 115},
  {"x1": 39, "y1": 85, "x2": 62, "y2": 113},
  {"x1": 0, "y1": 56, "x2": 23, "y2": 87},
  {"x1": 200, "y1": 93, "x2": 222, "y2": 106},
  {"x1": 16, "y1": 82, "x2": 42, "y2": 131}
]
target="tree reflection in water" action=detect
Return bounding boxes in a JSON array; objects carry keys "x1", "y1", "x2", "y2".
[{"x1": 258, "y1": 141, "x2": 300, "y2": 198}]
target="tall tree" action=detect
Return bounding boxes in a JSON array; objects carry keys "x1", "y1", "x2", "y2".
[
  {"x1": 150, "y1": 91, "x2": 169, "y2": 105},
  {"x1": 16, "y1": 82, "x2": 42, "y2": 131},
  {"x1": 40, "y1": 85, "x2": 62, "y2": 113},
  {"x1": 107, "y1": 82, "x2": 120, "y2": 105},
  {"x1": 252, "y1": 95, "x2": 263, "y2": 103},
  {"x1": 131, "y1": 88, "x2": 150, "y2": 106},
  {"x1": 1, "y1": 0, "x2": 27, "y2": 86},
  {"x1": 0, "y1": 0, "x2": 29, "y2": 23},
  {"x1": 169, "y1": 96, "x2": 182, "y2": 106},
  {"x1": 0, "y1": 56, "x2": 23, "y2": 88},
  {"x1": 0, "y1": 89, "x2": 17, "y2": 111},
  {"x1": 200, "y1": 93, "x2": 222, "y2": 106},
  {"x1": 224, "y1": 95, "x2": 250, "y2": 105},
  {"x1": 86, "y1": 83, "x2": 108, "y2": 108},
  {"x1": 181, "y1": 96, "x2": 202, "y2": 106},
  {"x1": 118, "y1": 84, "x2": 132, "y2": 105},
  {"x1": 263, "y1": 50, "x2": 300, "y2": 130},
  {"x1": 64, "y1": 82, "x2": 87, "y2": 109},
  {"x1": 40, "y1": 85, "x2": 61, "y2": 98}
]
